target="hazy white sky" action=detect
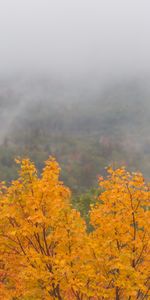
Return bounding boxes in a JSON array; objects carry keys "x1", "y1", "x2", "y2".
[{"x1": 0, "y1": 0, "x2": 150, "y2": 77}]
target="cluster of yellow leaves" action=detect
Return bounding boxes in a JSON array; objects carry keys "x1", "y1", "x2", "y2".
[
  {"x1": 90, "y1": 167, "x2": 150, "y2": 299},
  {"x1": 0, "y1": 160, "x2": 150, "y2": 300}
]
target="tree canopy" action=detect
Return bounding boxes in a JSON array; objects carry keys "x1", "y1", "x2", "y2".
[{"x1": 0, "y1": 158, "x2": 150, "y2": 299}]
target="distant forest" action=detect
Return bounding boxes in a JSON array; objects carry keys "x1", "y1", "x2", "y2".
[{"x1": 0, "y1": 74, "x2": 150, "y2": 192}]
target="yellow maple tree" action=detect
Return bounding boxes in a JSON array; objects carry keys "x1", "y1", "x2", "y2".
[
  {"x1": 0, "y1": 159, "x2": 150, "y2": 300},
  {"x1": 90, "y1": 167, "x2": 150, "y2": 299},
  {"x1": 0, "y1": 157, "x2": 88, "y2": 299}
]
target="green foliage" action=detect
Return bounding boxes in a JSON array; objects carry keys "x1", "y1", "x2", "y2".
[{"x1": 72, "y1": 188, "x2": 100, "y2": 231}]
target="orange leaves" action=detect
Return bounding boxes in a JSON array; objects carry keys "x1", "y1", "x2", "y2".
[
  {"x1": 0, "y1": 161, "x2": 150, "y2": 299},
  {"x1": 90, "y1": 167, "x2": 150, "y2": 299},
  {"x1": 0, "y1": 157, "x2": 87, "y2": 299}
]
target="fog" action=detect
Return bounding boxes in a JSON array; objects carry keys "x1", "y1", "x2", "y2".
[
  {"x1": 0, "y1": 0, "x2": 150, "y2": 79},
  {"x1": 0, "y1": 1, "x2": 150, "y2": 189}
]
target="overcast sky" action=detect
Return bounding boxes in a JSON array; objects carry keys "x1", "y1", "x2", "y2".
[{"x1": 0, "y1": 0, "x2": 150, "y2": 78}]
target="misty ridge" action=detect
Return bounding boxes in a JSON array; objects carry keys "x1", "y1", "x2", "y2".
[
  {"x1": 1, "y1": 73, "x2": 150, "y2": 144},
  {"x1": 0, "y1": 72, "x2": 150, "y2": 191},
  {"x1": 1, "y1": 0, "x2": 150, "y2": 190}
]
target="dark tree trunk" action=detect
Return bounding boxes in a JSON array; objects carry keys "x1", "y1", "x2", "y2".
[{"x1": 116, "y1": 286, "x2": 120, "y2": 300}]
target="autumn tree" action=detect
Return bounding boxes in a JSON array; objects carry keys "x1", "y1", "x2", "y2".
[
  {"x1": 90, "y1": 167, "x2": 150, "y2": 299},
  {"x1": 0, "y1": 157, "x2": 89, "y2": 300},
  {"x1": 1, "y1": 159, "x2": 150, "y2": 300}
]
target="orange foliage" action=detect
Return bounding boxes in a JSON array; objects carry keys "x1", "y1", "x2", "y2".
[{"x1": 0, "y1": 159, "x2": 150, "y2": 299}]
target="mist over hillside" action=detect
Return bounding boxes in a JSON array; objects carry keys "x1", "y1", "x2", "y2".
[
  {"x1": 0, "y1": 73, "x2": 150, "y2": 191},
  {"x1": 0, "y1": 0, "x2": 150, "y2": 191},
  {"x1": 1, "y1": 74, "x2": 150, "y2": 139},
  {"x1": 1, "y1": 74, "x2": 150, "y2": 137}
]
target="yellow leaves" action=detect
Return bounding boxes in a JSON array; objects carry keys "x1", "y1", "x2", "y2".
[
  {"x1": 89, "y1": 166, "x2": 150, "y2": 299},
  {"x1": 1, "y1": 160, "x2": 150, "y2": 299},
  {"x1": 42, "y1": 156, "x2": 60, "y2": 181}
]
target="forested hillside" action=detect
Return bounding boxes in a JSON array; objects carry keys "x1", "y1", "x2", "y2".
[{"x1": 0, "y1": 75, "x2": 150, "y2": 192}]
